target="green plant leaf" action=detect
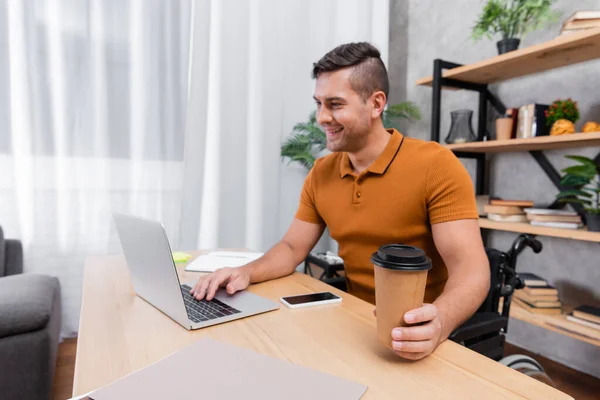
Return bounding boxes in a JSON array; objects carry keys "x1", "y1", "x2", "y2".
[
  {"x1": 560, "y1": 175, "x2": 591, "y2": 187},
  {"x1": 557, "y1": 197, "x2": 592, "y2": 206},
  {"x1": 561, "y1": 164, "x2": 596, "y2": 179},
  {"x1": 556, "y1": 189, "x2": 592, "y2": 199},
  {"x1": 564, "y1": 155, "x2": 595, "y2": 167},
  {"x1": 385, "y1": 102, "x2": 422, "y2": 121}
]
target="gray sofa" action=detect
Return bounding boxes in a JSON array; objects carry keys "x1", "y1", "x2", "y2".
[{"x1": 0, "y1": 226, "x2": 62, "y2": 400}]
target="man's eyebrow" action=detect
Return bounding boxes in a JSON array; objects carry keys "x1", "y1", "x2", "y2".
[{"x1": 313, "y1": 96, "x2": 346, "y2": 102}]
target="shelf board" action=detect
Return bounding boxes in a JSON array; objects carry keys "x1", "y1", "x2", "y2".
[
  {"x1": 509, "y1": 302, "x2": 600, "y2": 347},
  {"x1": 478, "y1": 218, "x2": 600, "y2": 243},
  {"x1": 446, "y1": 131, "x2": 600, "y2": 153},
  {"x1": 416, "y1": 27, "x2": 600, "y2": 88}
]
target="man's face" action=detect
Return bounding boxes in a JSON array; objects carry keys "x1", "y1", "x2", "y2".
[{"x1": 313, "y1": 68, "x2": 373, "y2": 153}]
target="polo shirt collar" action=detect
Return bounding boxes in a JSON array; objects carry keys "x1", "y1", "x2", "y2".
[{"x1": 339, "y1": 129, "x2": 403, "y2": 178}]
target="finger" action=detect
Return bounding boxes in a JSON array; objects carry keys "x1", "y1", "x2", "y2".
[
  {"x1": 392, "y1": 339, "x2": 433, "y2": 353},
  {"x1": 191, "y1": 276, "x2": 208, "y2": 294},
  {"x1": 193, "y1": 278, "x2": 211, "y2": 300},
  {"x1": 393, "y1": 350, "x2": 429, "y2": 361},
  {"x1": 404, "y1": 303, "x2": 437, "y2": 324},
  {"x1": 392, "y1": 323, "x2": 435, "y2": 341},
  {"x1": 206, "y1": 273, "x2": 230, "y2": 301},
  {"x1": 225, "y1": 274, "x2": 245, "y2": 294}
]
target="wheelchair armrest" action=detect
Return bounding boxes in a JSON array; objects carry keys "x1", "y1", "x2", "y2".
[
  {"x1": 449, "y1": 312, "x2": 508, "y2": 342},
  {"x1": 323, "y1": 276, "x2": 347, "y2": 292}
]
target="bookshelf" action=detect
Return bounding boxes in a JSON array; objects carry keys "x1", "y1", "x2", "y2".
[
  {"x1": 446, "y1": 131, "x2": 600, "y2": 153},
  {"x1": 478, "y1": 219, "x2": 600, "y2": 243},
  {"x1": 509, "y1": 302, "x2": 600, "y2": 347},
  {"x1": 416, "y1": 27, "x2": 600, "y2": 88},
  {"x1": 419, "y1": 28, "x2": 600, "y2": 350}
]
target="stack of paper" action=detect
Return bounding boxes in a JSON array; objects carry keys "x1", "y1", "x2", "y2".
[{"x1": 185, "y1": 251, "x2": 264, "y2": 272}]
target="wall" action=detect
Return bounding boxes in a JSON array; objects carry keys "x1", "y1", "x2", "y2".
[{"x1": 389, "y1": 0, "x2": 600, "y2": 377}]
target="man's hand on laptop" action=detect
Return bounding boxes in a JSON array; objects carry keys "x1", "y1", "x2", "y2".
[{"x1": 190, "y1": 267, "x2": 251, "y2": 301}]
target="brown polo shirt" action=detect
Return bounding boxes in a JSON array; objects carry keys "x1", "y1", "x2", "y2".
[{"x1": 295, "y1": 129, "x2": 478, "y2": 304}]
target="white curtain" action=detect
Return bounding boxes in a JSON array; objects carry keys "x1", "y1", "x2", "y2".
[{"x1": 0, "y1": 0, "x2": 389, "y2": 339}]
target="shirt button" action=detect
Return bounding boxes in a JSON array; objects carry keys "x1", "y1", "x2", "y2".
[{"x1": 356, "y1": 192, "x2": 361, "y2": 198}]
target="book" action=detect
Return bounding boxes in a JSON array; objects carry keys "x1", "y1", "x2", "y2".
[
  {"x1": 524, "y1": 208, "x2": 578, "y2": 216},
  {"x1": 530, "y1": 221, "x2": 583, "y2": 229},
  {"x1": 513, "y1": 297, "x2": 562, "y2": 315},
  {"x1": 573, "y1": 305, "x2": 600, "y2": 325},
  {"x1": 516, "y1": 103, "x2": 550, "y2": 138},
  {"x1": 487, "y1": 213, "x2": 528, "y2": 223},
  {"x1": 566, "y1": 314, "x2": 600, "y2": 331},
  {"x1": 517, "y1": 273, "x2": 548, "y2": 287},
  {"x1": 185, "y1": 251, "x2": 264, "y2": 272},
  {"x1": 527, "y1": 214, "x2": 582, "y2": 223},
  {"x1": 563, "y1": 10, "x2": 600, "y2": 24},
  {"x1": 490, "y1": 199, "x2": 534, "y2": 207},
  {"x1": 484, "y1": 205, "x2": 525, "y2": 215},
  {"x1": 562, "y1": 19, "x2": 600, "y2": 30},
  {"x1": 545, "y1": 316, "x2": 600, "y2": 342},
  {"x1": 514, "y1": 289, "x2": 559, "y2": 303},
  {"x1": 523, "y1": 284, "x2": 558, "y2": 296},
  {"x1": 515, "y1": 292, "x2": 561, "y2": 309}
]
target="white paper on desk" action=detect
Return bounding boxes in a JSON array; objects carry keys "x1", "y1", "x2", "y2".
[{"x1": 185, "y1": 251, "x2": 263, "y2": 272}]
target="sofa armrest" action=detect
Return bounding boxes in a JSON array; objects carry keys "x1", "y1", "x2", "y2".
[{"x1": 5, "y1": 239, "x2": 23, "y2": 276}]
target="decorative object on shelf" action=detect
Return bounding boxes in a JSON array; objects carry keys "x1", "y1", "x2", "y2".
[
  {"x1": 582, "y1": 121, "x2": 600, "y2": 133},
  {"x1": 559, "y1": 11, "x2": 600, "y2": 36},
  {"x1": 495, "y1": 114, "x2": 513, "y2": 140},
  {"x1": 550, "y1": 119, "x2": 576, "y2": 136},
  {"x1": 556, "y1": 155, "x2": 600, "y2": 232},
  {"x1": 281, "y1": 101, "x2": 421, "y2": 170},
  {"x1": 545, "y1": 98, "x2": 580, "y2": 127},
  {"x1": 445, "y1": 109, "x2": 477, "y2": 144},
  {"x1": 471, "y1": 0, "x2": 561, "y2": 55},
  {"x1": 517, "y1": 103, "x2": 550, "y2": 138}
]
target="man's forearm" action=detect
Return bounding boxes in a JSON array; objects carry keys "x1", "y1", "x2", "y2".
[
  {"x1": 433, "y1": 268, "x2": 490, "y2": 342},
  {"x1": 241, "y1": 240, "x2": 301, "y2": 284}
]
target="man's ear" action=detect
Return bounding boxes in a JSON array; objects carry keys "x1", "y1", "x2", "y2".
[{"x1": 370, "y1": 91, "x2": 387, "y2": 119}]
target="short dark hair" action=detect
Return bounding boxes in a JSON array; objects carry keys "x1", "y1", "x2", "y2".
[{"x1": 312, "y1": 42, "x2": 389, "y2": 103}]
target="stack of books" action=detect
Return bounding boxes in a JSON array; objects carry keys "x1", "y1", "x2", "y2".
[
  {"x1": 560, "y1": 11, "x2": 600, "y2": 36},
  {"x1": 524, "y1": 208, "x2": 583, "y2": 230},
  {"x1": 484, "y1": 199, "x2": 534, "y2": 223},
  {"x1": 513, "y1": 273, "x2": 562, "y2": 315},
  {"x1": 566, "y1": 305, "x2": 600, "y2": 331}
]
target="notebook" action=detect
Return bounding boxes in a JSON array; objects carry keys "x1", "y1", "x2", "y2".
[
  {"x1": 84, "y1": 338, "x2": 368, "y2": 399},
  {"x1": 185, "y1": 251, "x2": 264, "y2": 272}
]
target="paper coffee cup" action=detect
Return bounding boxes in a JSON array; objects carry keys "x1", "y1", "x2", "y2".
[{"x1": 371, "y1": 244, "x2": 432, "y2": 348}]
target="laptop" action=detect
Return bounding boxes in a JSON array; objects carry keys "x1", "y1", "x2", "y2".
[{"x1": 112, "y1": 212, "x2": 279, "y2": 330}]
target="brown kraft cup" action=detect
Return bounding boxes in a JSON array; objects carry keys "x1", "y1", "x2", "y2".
[{"x1": 371, "y1": 244, "x2": 432, "y2": 348}]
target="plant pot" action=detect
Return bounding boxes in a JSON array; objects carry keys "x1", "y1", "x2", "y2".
[
  {"x1": 497, "y1": 38, "x2": 520, "y2": 55},
  {"x1": 585, "y1": 213, "x2": 600, "y2": 232}
]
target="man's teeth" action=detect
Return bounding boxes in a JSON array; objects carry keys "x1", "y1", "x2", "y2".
[{"x1": 330, "y1": 127, "x2": 343, "y2": 133}]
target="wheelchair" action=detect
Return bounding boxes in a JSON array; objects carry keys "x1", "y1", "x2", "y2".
[{"x1": 305, "y1": 233, "x2": 554, "y2": 385}]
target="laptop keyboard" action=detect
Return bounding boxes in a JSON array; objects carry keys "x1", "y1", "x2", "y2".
[{"x1": 180, "y1": 284, "x2": 241, "y2": 323}]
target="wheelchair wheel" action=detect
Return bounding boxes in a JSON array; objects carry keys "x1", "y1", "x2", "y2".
[{"x1": 499, "y1": 354, "x2": 556, "y2": 387}]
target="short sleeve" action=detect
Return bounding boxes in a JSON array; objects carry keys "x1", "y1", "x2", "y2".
[
  {"x1": 426, "y1": 148, "x2": 479, "y2": 225},
  {"x1": 294, "y1": 163, "x2": 325, "y2": 225}
]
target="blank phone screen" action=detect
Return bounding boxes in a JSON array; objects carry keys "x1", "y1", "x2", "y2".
[{"x1": 282, "y1": 292, "x2": 340, "y2": 305}]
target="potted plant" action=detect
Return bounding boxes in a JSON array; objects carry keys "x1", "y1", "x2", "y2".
[
  {"x1": 471, "y1": 0, "x2": 561, "y2": 55},
  {"x1": 281, "y1": 101, "x2": 421, "y2": 170},
  {"x1": 556, "y1": 155, "x2": 600, "y2": 232},
  {"x1": 545, "y1": 98, "x2": 580, "y2": 136}
]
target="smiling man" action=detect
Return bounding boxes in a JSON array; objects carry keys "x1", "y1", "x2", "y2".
[{"x1": 191, "y1": 42, "x2": 490, "y2": 360}]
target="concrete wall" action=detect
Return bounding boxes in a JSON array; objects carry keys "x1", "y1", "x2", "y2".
[{"x1": 389, "y1": 0, "x2": 600, "y2": 377}]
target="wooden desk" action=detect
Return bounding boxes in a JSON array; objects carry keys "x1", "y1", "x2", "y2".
[{"x1": 73, "y1": 252, "x2": 572, "y2": 399}]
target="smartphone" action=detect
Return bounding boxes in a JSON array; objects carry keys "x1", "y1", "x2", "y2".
[{"x1": 280, "y1": 291, "x2": 342, "y2": 309}]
